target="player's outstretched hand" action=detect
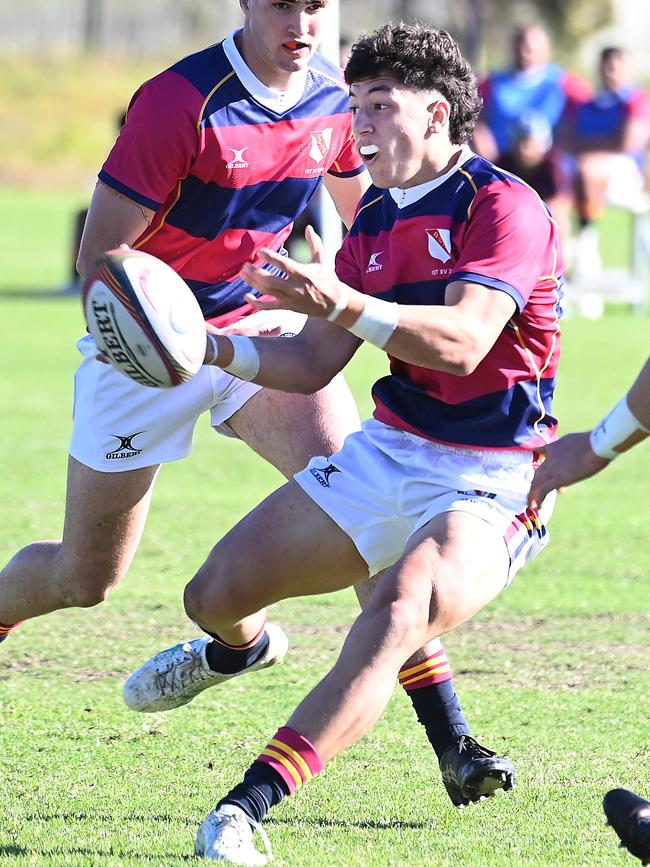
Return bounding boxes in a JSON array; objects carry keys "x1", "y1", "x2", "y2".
[
  {"x1": 240, "y1": 226, "x2": 350, "y2": 319},
  {"x1": 528, "y1": 432, "x2": 610, "y2": 509}
]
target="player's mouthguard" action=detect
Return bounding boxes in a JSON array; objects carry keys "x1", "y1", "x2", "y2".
[{"x1": 359, "y1": 145, "x2": 379, "y2": 157}]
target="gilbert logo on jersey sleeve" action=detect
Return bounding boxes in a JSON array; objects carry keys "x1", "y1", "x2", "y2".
[
  {"x1": 426, "y1": 228, "x2": 452, "y2": 263},
  {"x1": 309, "y1": 128, "x2": 333, "y2": 163},
  {"x1": 366, "y1": 252, "x2": 384, "y2": 273}
]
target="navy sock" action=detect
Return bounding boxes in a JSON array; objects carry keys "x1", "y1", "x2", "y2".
[
  {"x1": 406, "y1": 680, "x2": 471, "y2": 759},
  {"x1": 204, "y1": 630, "x2": 269, "y2": 675},
  {"x1": 218, "y1": 761, "x2": 289, "y2": 824}
]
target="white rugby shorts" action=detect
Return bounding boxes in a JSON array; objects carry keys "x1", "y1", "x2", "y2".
[
  {"x1": 70, "y1": 309, "x2": 306, "y2": 472},
  {"x1": 295, "y1": 418, "x2": 554, "y2": 582}
]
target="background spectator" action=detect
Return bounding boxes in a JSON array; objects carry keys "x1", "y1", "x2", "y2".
[
  {"x1": 473, "y1": 23, "x2": 591, "y2": 164},
  {"x1": 567, "y1": 46, "x2": 650, "y2": 275},
  {"x1": 498, "y1": 110, "x2": 574, "y2": 243}
]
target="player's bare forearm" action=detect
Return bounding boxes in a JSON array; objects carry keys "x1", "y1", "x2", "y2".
[
  {"x1": 204, "y1": 320, "x2": 359, "y2": 394},
  {"x1": 243, "y1": 242, "x2": 516, "y2": 376},
  {"x1": 627, "y1": 356, "x2": 650, "y2": 429},
  {"x1": 528, "y1": 357, "x2": 650, "y2": 508},
  {"x1": 528, "y1": 433, "x2": 610, "y2": 508}
]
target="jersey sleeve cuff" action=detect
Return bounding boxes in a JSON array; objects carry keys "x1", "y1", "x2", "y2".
[
  {"x1": 451, "y1": 270, "x2": 525, "y2": 312},
  {"x1": 326, "y1": 165, "x2": 367, "y2": 179},
  {"x1": 97, "y1": 170, "x2": 162, "y2": 213}
]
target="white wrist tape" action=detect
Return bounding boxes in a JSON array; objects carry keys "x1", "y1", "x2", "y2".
[
  {"x1": 589, "y1": 396, "x2": 650, "y2": 460},
  {"x1": 205, "y1": 332, "x2": 220, "y2": 365},
  {"x1": 326, "y1": 283, "x2": 352, "y2": 322},
  {"x1": 347, "y1": 295, "x2": 400, "y2": 349},
  {"x1": 222, "y1": 335, "x2": 261, "y2": 382}
]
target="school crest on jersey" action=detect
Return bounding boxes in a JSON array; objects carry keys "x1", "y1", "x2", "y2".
[
  {"x1": 309, "y1": 128, "x2": 333, "y2": 163},
  {"x1": 426, "y1": 228, "x2": 452, "y2": 263}
]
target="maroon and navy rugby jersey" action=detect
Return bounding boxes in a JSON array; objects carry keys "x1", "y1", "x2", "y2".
[
  {"x1": 99, "y1": 33, "x2": 364, "y2": 320},
  {"x1": 335, "y1": 148, "x2": 563, "y2": 451}
]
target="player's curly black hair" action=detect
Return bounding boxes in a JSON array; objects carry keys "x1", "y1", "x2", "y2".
[{"x1": 344, "y1": 22, "x2": 482, "y2": 145}]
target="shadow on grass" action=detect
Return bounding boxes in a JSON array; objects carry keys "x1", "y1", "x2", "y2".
[
  {"x1": 0, "y1": 844, "x2": 195, "y2": 861},
  {"x1": 269, "y1": 815, "x2": 428, "y2": 830},
  {"x1": 0, "y1": 286, "x2": 80, "y2": 299}
]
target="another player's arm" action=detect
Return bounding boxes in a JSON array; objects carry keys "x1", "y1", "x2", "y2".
[
  {"x1": 528, "y1": 355, "x2": 650, "y2": 507},
  {"x1": 204, "y1": 317, "x2": 362, "y2": 394},
  {"x1": 322, "y1": 171, "x2": 370, "y2": 229},
  {"x1": 77, "y1": 182, "x2": 155, "y2": 280}
]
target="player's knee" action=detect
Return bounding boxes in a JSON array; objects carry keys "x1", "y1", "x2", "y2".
[
  {"x1": 60, "y1": 574, "x2": 114, "y2": 608},
  {"x1": 184, "y1": 561, "x2": 248, "y2": 627}
]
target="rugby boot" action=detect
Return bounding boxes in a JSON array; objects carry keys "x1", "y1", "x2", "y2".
[
  {"x1": 123, "y1": 623, "x2": 288, "y2": 713},
  {"x1": 439, "y1": 734, "x2": 516, "y2": 807},
  {"x1": 604, "y1": 788, "x2": 650, "y2": 865},
  {"x1": 195, "y1": 805, "x2": 272, "y2": 865}
]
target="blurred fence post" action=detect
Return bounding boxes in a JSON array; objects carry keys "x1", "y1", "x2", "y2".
[
  {"x1": 464, "y1": 0, "x2": 483, "y2": 69},
  {"x1": 83, "y1": 0, "x2": 106, "y2": 50}
]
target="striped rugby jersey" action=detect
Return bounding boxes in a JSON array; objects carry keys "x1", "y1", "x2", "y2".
[
  {"x1": 99, "y1": 32, "x2": 364, "y2": 320},
  {"x1": 335, "y1": 148, "x2": 563, "y2": 451}
]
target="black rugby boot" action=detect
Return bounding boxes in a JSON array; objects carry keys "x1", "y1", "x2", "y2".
[
  {"x1": 604, "y1": 788, "x2": 650, "y2": 865},
  {"x1": 439, "y1": 734, "x2": 516, "y2": 807}
]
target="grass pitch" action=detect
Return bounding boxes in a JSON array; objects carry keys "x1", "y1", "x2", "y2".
[{"x1": 0, "y1": 191, "x2": 649, "y2": 866}]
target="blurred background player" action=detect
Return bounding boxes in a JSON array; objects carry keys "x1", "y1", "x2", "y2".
[
  {"x1": 498, "y1": 110, "x2": 574, "y2": 243},
  {"x1": 123, "y1": 22, "x2": 562, "y2": 863},
  {"x1": 528, "y1": 360, "x2": 649, "y2": 866},
  {"x1": 0, "y1": 0, "x2": 512, "y2": 813},
  {"x1": 472, "y1": 23, "x2": 590, "y2": 164},
  {"x1": 564, "y1": 47, "x2": 650, "y2": 276}
]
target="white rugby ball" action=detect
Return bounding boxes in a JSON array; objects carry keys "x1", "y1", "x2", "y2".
[{"x1": 82, "y1": 248, "x2": 206, "y2": 388}]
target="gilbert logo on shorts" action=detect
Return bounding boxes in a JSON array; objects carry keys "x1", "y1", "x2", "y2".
[
  {"x1": 106, "y1": 432, "x2": 144, "y2": 461},
  {"x1": 309, "y1": 463, "x2": 341, "y2": 488}
]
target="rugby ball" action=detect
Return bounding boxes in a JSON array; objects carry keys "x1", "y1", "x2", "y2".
[{"x1": 82, "y1": 248, "x2": 206, "y2": 388}]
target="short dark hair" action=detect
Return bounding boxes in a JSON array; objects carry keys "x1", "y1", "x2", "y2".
[
  {"x1": 600, "y1": 46, "x2": 624, "y2": 65},
  {"x1": 344, "y1": 22, "x2": 482, "y2": 145}
]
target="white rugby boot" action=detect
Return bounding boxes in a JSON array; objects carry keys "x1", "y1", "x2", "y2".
[
  {"x1": 194, "y1": 805, "x2": 272, "y2": 864},
  {"x1": 123, "y1": 623, "x2": 288, "y2": 713}
]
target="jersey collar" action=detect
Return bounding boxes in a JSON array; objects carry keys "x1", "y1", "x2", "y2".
[{"x1": 389, "y1": 146, "x2": 475, "y2": 209}]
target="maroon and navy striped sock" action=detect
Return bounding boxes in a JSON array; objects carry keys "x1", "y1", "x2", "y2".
[
  {"x1": 399, "y1": 646, "x2": 470, "y2": 758},
  {"x1": 0, "y1": 621, "x2": 23, "y2": 643},
  {"x1": 218, "y1": 726, "x2": 324, "y2": 823}
]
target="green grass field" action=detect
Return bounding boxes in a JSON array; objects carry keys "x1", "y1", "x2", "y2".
[{"x1": 0, "y1": 190, "x2": 649, "y2": 866}]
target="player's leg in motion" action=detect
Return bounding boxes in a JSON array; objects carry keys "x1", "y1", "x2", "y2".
[
  {"x1": 124, "y1": 378, "x2": 514, "y2": 805},
  {"x1": 185, "y1": 499, "x2": 511, "y2": 862},
  {"x1": 0, "y1": 457, "x2": 159, "y2": 637},
  {"x1": 355, "y1": 578, "x2": 514, "y2": 806}
]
